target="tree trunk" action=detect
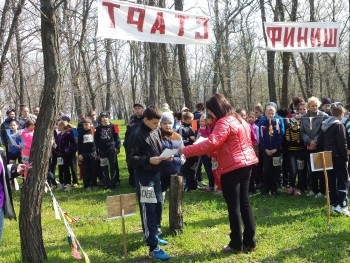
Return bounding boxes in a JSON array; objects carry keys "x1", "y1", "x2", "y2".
[
  {"x1": 105, "y1": 39, "x2": 112, "y2": 111},
  {"x1": 348, "y1": 0, "x2": 350, "y2": 105},
  {"x1": 159, "y1": 43, "x2": 174, "y2": 108},
  {"x1": 20, "y1": 0, "x2": 62, "y2": 261},
  {"x1": 169, "y1": 175, "x2": 183, "y2": 234},
  {"x1": 260, "y1": 0, "x2": 277, "y2": 103},
  {"x1": 0, "y1": 0, "x2": 25, "y2": 86}
]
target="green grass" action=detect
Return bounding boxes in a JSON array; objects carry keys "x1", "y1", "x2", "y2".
[{"x1": 1, "y1": 120, "x2": 350, "y2": 262}]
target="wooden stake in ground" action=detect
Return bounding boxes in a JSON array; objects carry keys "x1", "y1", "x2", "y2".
[
  {"x1": 321, "y1": 152, "x2": 331, "y2": 225},
  {"x1": 106, "y1": 193, "x2": 137, "y2": 260},
  {"x1": 169, "y1": 175, "x2": 183, "y2": 234}
]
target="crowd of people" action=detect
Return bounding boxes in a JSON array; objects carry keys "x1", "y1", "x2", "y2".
[{"x1": 1, "y1": 94, "x2": 350, "y2": 260}]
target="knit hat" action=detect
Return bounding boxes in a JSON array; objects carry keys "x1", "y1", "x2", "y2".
[
  {"x1": 321, "y1": 97, "x2": 332, "y2": 106},
  {"x1": 266, "y1": 102, "x2": 278, "y2": 110},
  {"x1": 161, "y1": 112, "x2": 174, "y2": 124}
]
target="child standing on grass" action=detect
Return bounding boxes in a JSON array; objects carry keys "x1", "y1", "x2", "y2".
[
  {"x1": 197, "y1": 114, "x2": 215, "y2": 192},
  {"x1": 56, "y1": 121, "x2": 77, "y2": 191},
  {"x1": 6, "y1": 120, "x2": 21, "y2": 164},
  {"x1": 94, "y1": 111, "x2": 121, "y2": 189},
  {"x1": 128, "y1": 106, "x2": 171, "y2": 261},
  {"x1": 9, "y1": 120, "x2": 35, "y2": 179},
  {"x1": 78, "y1": 118, "x2": 97, "y2": 191},
  {"x1": 321, "y1": 105, "x2": 350, "y2": 216},
  {"x1": 178, "y1": 111, "x2": 198, "y2": 191},
  {"x1": 258, "y1": 105, "x2": 284, "y2": 195}
]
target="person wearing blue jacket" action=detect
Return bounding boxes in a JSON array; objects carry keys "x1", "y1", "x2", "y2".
[{"x1": 258, "y1": 105, "x2": 285, "y2": 195}]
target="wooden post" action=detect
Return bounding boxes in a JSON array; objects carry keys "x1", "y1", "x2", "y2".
[
  {"x1": 121, "y1": 208, "x2": 127, "y2": 260},
  {"x1": 321, "y1": 152, "x2": 331, "y2": 224},
  {"x1": 169, "y1": 175, "x2": 183, "y2": 234}
]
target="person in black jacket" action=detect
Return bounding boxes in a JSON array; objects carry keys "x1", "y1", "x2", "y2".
[
  {"x1": 128, "y1": 105, "x2": 171, "y2": 261},
  {"x1": 0, "y1": 149, "x2": 26, "y2": 241},
  {"x1": 321, "y1": 105, "x2": 350, "y2": 216},
  {"x1": 78, "y1": 118, "x2": 97, "y2": 191},
  {"x1": 94, "y1": 111, "x2": 121, "y2": 189}
]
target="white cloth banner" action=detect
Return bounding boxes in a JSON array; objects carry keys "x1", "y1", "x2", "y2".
[
  {"x1": 97, "y1": 0, "x2": 211, "y2": 45},
  {"x1": 264, "y1": 22, "x2": 340, "y2": 52}
]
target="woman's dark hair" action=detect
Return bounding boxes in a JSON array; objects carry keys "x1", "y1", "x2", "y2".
[
  {"x1": 205, "y1": 94, "x2": 233, "y2": 120},
  {"x1": 143, "y1": 105, "x2": 162, "y2": 120},
  {"x1": 25, "y1": 119, "x2": 35, "y2": 128},
  {"x1": 196, "y1": 102, "x2": 204, "y2": 111}
]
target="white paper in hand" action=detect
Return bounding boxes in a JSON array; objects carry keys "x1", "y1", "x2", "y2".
[{"x1": 159, "y1": 148, "x2": 178, "y2": 158}]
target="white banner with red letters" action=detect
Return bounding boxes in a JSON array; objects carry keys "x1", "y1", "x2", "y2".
[
  {"x1": 264, "y1": 22, "x2": 340, "y2": 52},
  {"x1": 97, "y1": 0, "x2": 211, "y2": 45}
]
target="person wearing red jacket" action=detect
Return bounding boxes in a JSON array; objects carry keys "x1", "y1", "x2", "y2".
[{"x1": 179, "y1": 94, "x2": 258, "y2": 254}]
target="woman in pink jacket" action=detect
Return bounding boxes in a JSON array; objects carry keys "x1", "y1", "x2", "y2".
[{"x1": 179, "y1": 94, "x2": 258, "y2": 253}]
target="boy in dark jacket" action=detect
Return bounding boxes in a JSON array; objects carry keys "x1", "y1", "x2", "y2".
[
  {"x1": 178, "y1": 111, "x2": 198, "y2": 191},
  {"x1": 128, "y1": 106, "x2": 171, "y2": 261},
  {"x1": 321, "y1": 105, "x2": 350, "y2": 216},
  {"x1": 94, "y1": 112, "x2": 121, "y2": 189},
  {"x1": 78, "y1": 118, "x2": 97, "y2": 191}
]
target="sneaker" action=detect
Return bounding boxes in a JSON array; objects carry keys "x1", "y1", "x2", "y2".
[
  {"x1": 64, "y1": 184, "x2": 72, "y2": 191},
  {"x1": 56, "y1": 184, "x2": 64, "y2": 191},
  {"x1": 198, "y1": 181, "x2": 207, "y2": 187},
  {"x1": 294, "y1": 189, "x2": 302, "y2": 196},
  {"x1": 331, "y1": 205, "x2": 339, "y2": 212},
  {"x1": 306, "y1": 190, "x2": 316, "y2": 197},
  {"x1": 157, "y1": 236, "x2": 168, "y2": 246},
  {"x1": 86, "y1": 187, "x2": 92, "y2": 191},
  {"x1": 215, "y1": 190, "x2": 223, "y2": 195},
  {"x1": 72, "y1": 183, "x2": 79, "y2": 188},
  {"x1": 287, "y1": 186, "x2": 294, "y2": 195},
  {"x1": 149, "y1": 246, "x2": 170, "y2": 261},
  {"x1": 315, "y1": 192, "x2": 324, "y2": 198},
  {"x1": 334, "y1": 205, "x2": 350, "y2": 216},
  {"x1": 203, "y1": 186, "x2": 214, "y2": 192}
]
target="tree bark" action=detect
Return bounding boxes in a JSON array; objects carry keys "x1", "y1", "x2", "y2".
[
  {"x1": 19, "y1": 0, "x2": 62, "y2": 261},
  {"x1": 105, "y1": 39, "x2": 112, "y2": 111},
  {"x1": 169, "y1": 175, "x2": 183, "y2": 234}
]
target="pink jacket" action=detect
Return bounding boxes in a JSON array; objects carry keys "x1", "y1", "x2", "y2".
[{"x1": 183, "y1": 114, "x2": 258, "y2": 176}]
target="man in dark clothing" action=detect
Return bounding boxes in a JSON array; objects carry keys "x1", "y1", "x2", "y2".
[
  {"x1": 128, "y1": 105, "x2": 171, "y2": 261},
  {"x1": 124, "y1": 103, "x2": 144, "y2": 187},
  {"x1": 1, "y1": 109, "x2": 17, "y2": 160}
]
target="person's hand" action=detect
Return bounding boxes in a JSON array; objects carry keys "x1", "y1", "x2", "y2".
[
  {"x1": 190, "y1": 136, "x2": 195, "y2": 141},
  {"x1": 270, "y1": 149, "x2": 277, "y2": 154},
  {"x1": 115, "y1": 148, "x2": 120, "y2": 154},
  {"x1": 78, "y1": 154, "x2": 83, "y2": 161},
  {"x1": 178, "y1": 147, "x2": 184, "y2": 155},
  {"x1": 164, "y1": 156, "x2": 173, "y2": 161},
  {"x1": 17, "y1": 164, "x2": 29, "y2": 174},
  {"x1": 265, "y1": 149, "x2": 271, "y2": 156},
  {"x1": 150, "y1": 156, "x2": 165, "y2": 165}
]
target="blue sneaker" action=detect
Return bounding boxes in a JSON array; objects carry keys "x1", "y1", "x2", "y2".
[
  {"x1": 157, "y1": 236, "x2": 168, "y2": 245},
  {"x1": 149, "y1": 246, "x2": 170, "y2": 261}
]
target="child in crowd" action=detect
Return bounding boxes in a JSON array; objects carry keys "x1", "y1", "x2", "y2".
[
  {"x1": 158, "y1": 112, "x2": 184, "y2": 235},
  {"x1": 285, "y1": 118, "x2": 306, "y2": 196},
  {"x1": 94, "y1": 111, "x2": 121, "y2": 189},
  {"x1": 9, "y1": 119, "x2": 35, "y2": 179},
  {"x1": 197, "y1": 114, "x2": 215, "y2": 192},
  {"x1": 258, "y1": 105, "x2": 284, "y2": 195},
  {"x1": 246, "y1": 111, "x2": 260, "y2": 194},
  {"x1": 173, "y1": 112, "x2": 182, "y2": 132},
  {"x1": 300, "y1": 96, "x2": 328, "y2": 197},
  {"x1": 321, "y1": 105, "x2": 350, "y2": 216},
  {"x1": 56, "y1": 120, "x2": 77, "y2": 191},
  {"x1": 78, "y1": 118, "x2": 98, "y2": 191},
  {"x1": 6, "y1": 120, "x2": 21, "y2": 164},
  {"x1": 178, "y1": 111, "x2": 198, "y2": 191},
  {"x1": 128, "y1": 106, "x2": 171, "y2": 261}
]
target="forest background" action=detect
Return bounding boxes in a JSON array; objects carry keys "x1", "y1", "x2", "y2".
[{"x1": 1, "y1": 0, "x2": 350, "y2": 120}]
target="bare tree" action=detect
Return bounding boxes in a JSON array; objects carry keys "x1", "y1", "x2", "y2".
[{"x1": 19, "y1": 0, "x2": 63, "y2": 261}]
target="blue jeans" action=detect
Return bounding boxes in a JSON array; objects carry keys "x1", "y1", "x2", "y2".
[
  {"x1": 0, "y1": 207, "x2": 4, "y2": 242},
  {"x1": 288, "y1": 150, "x2": 307, "y2": 190},
  {"x1": 328, "y1": 155, "x2": 349, "y2": 207}
]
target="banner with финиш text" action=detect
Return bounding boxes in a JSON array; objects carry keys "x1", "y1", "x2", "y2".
[
  {"x1": 264, "y1": 22, "x2": 340, "y2": 53},
  {"x1": 97, "y1": 0, "x2": 211, "y2": 45}
]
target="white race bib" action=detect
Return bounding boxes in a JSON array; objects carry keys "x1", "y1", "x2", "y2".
[
  {"x1": 272, "y1": 156, "x2": 281, "y2": 167},
  {"x1": 57, "y1": 157, "x2": 64, "y2": 166},
  {"x1": 140, "y1": 185, "x2": 157, "y2": 203},
  {"x1": 297, "y1": 160, "x2": 305, "y2": 170},
  {"x1": 100, "y1": 157, "x2": 109, "y2": 167}
]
